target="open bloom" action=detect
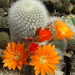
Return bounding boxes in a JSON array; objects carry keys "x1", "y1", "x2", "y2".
[
  {"x1": 36, "y1": 27, "x2": 52, "y2": 42},
  {"x1": 52, "y1": 20, "x2": 75, "y2": 41},
  {"x1": 29, "y1": 44, "x2": 61, "y2": 75},
  {"x1": 2, "y1": 42, "x2": 28, "y2": 70}
]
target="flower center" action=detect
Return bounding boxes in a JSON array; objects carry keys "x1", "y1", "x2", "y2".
[
  {"x1": 39, "y1": 56, "x2": 47, "y2": 64},
  {"x1": 14, "y1": 53, "x2": 21, "y2": 61}
]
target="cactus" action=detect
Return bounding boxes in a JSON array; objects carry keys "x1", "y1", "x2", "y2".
[
  {"x1": 8, "y1": 0, "x2": 49, "y2": 44},
  {"x1": 71, "y1": 59, "x2": 75, "y2": 72},
  {"x1": 0, "y1": 0, "x2": 9, "y2": 8},
  {"x1": 61, "y1": 15, "x2": 75, "y2": 52},
  {"x1": 61, "y1": 15, "x2": 75, "y2": 26},
  {"x1": 61, "y1": 0, "x2": 71, "y2": 3},
  {"x1": 50, "y1": 0, "x2": 61, "y2": 3},
  {"x1": 51, "y1": 39, "x2": 67, "y2": 51},
  {"x1": 73, "y1": 4, "x2": 75, "y2": 13},
  {"x1": 48, "y1": 16, "x2": 62, "y2": 37},
  {"x1": 40, "y1": 0, "x2": 61, "y2": 3},
  {"x1": 54, "y1": 69, "x2": 64, "y2": 75},
  {"x1": 49, "y1": 16, "x2": 62, "y2": 23},
  {"x1": 71, "y1": 16, "x2": 75, "y2": 26},
  {"x1": 0, "y1": 32, "x2": 9, "y2": 49},
  {"x1": 61, "y1": 16, "x2": 74, "y2": 26},
  {"x1": 53, "y1": 2, "x2": 62, "y2": 11},
  {"x1": 66, "y1": 35, "x2": 75, "y2": 51},
  {"x1": 61, "y1": 17, "x2": 74, "y2": 26},
  {"x1": 71, "y1": 0, "x2": 75, "y2": 3},
  {"x1": 55, "y1": 48, "x2": 64, "y2": 70},
  {"x1": 48, "y1": 16, "x2": 63, "y2": 37},
  {"x1": 61, "y1": 15, "x2": 75, "y2": 32},
  {"x1": 0, "y1": 8, "x2": 5, "y2": 16},
  {"x1": 0, "y1": 69, "x2": 24, "y2": 75},
  {"x1": 0, "y1": 17, "x2": 9, "y2": 28},
  {"x1": 40, "y1": 0, "x2": 50, "y2": 2},
  {"x1": 62, "y1": 2, "x2": 73, "y2": 13}
]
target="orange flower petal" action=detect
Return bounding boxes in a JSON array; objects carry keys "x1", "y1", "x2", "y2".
[
  {"x1": 17, "y1": 62, "x2": 22, "y2": 70},
  {"x1": 12, "y1": 62, "x2": 17, "y2": 70},
  {"x1": 47, "y1": 64, "x2": 58, "y2": 70},
  {"x1": 29, "y1": 44, "x2": 61, "y2": 75},
  {"x1": 2, "y1": 59, "x2": 13, "y2": 63},
  {"x1": 52, "y1": 20, "x2": 75, "y2": 41},
  {"x1": 6, "y1": 46, "x2": 14, "y2": 54},
  {"x1": 12, "y1": 42, "x2": 16, "y2": 51},
  {"x1": 2, "y1": 42, "x2": 28, "y2": 70},
  {"x1": 40, "y1": 65, "x2": 45, "y2": 75},
  {"x1": 8, "y1": 61, "x2": 15, "y2": 68},
  {"x1": 2, "y1": 50, "x2": 14, "y2": 58},
  {"x1": 48, "y1": 52, "x2": 59, "y2": 58},
  {"x1": 3, "y1": 62, "x2": 9, "y2": 67},
  {"x1": 43, "y1": 64, "x2": 55, "y2": 74}
]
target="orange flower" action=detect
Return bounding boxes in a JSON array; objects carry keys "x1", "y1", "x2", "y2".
[
  {"x1": 2, "y1": 42, "x2": 28, "y2": 70},
  {"x1": 29, "y1": 44, "x2": 61, "y2": 75},
  {"x1": 52, "y1": 20, "x2": 75, "y2": 41},
  {"x1": 28, "y1": 43, "x2": 39, "y2": 54},
  {"x1": 37, "y1": 27, "x2": 52, "y2": 42}
]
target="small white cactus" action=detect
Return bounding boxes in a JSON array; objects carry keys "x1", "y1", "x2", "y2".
[
  {"x1": 48, "y1": 16, "x2": 62, "y2": 24},
  {"x1": 8, "y1": 0, "x2": 49, "y2": 44},
  {"x1": 55, "y1": 48, "x2": 65, "y2": 70},
  {"x1": 0, "y1": 69, "x2": 23, "y2": 75}
]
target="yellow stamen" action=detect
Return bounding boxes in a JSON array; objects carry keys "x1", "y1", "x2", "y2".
[
  {"x1": 39, "y1": 56, "x2": 47, "y2": 64},
  {"x1": 14, "y1": 54, "x2": 21, "y2": 61}
]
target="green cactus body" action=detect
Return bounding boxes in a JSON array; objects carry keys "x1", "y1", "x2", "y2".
[
  {"x1": 61, "y1": 0, "x2": 71, "y2": 3},
  {"x1": 53, "y1": 2, "x2": 62, "y2": 10},
  {"x1": 61, "y1": 15, "x2": 75, "y2": 33},
  {"x1": 62, "y1": 3, "x2": 73, "y2": 13},
  {"x1": 61, "y1": 15, "x2": 75, "y2": 26},
  {"x1": 0, "y1": 32, "x2": 9, "y2": 49},
  {"x1": 8, "y1": 0, "x2": 49, "y2": 43},
  {"x1": 40, "y1": 0, "x2": 50, "y2": 2},
  {"x1": 40, "y1": 0, "x2": 61, "y2": 3},
  {"x1": 0, "y1": 8, "x2": 5, "y2": 16},
  {"x1": 0, "y1": 0, "x2": 9, "y2": 8},
  {"x1": 51, "y1": 39, "x2": 67, "y2": 51},
  {"x1": 61, "y1": 16, "x2": 74, "y2": 26},
  {"x1": 73, "y1": 5, "x2": 75, "y2": 13},
  {"x1": 71, "y1": 17, "x2": 75, "y2": 26},
  {"x1": 50, "y1": 0, "x2": 61, "y2": 3},
  {"x1": 66, "y1": 35, "x2": 75, "y2": 51},
  {"x1": 0, "y1": 17, "x2": 9, "y2": 28},
  {"x1": 61, "y1": 15, "x2": 75, "y2": 51}
]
